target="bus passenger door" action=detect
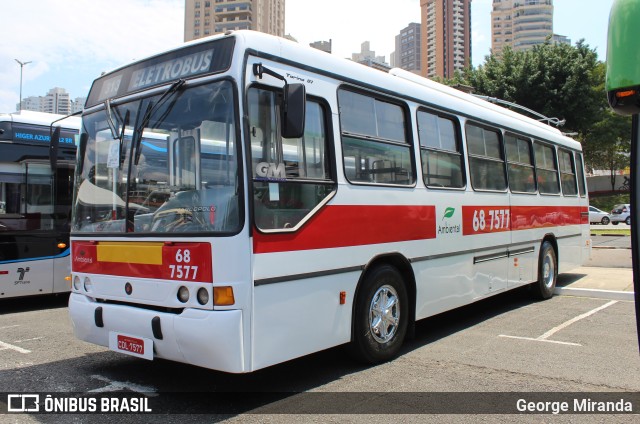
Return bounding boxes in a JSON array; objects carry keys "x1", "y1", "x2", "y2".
[
  {"x1": 508, "y1": 192, "x2": 537, "y2": 287},
  {"x1": 0, "y1": 162, "x2": 57, "y2": 297}
]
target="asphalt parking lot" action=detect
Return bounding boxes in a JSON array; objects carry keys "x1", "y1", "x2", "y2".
[{"x1": 0, "y1": 234, "x2": 638, "y2": 423}]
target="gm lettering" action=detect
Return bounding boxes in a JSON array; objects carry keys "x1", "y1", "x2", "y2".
[{"x1": 255, "y1": 162, "x2": 286, "y2": 180}]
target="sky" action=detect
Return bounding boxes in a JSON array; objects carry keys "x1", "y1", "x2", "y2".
[{"x1": 0, "y1": 0, "x2": 614, "y2": 113}]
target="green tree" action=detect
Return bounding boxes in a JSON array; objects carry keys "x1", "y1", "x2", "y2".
[
  {"x1": 582, "y1": 110, "x2": 631, "y2": 191},
  {"x1": 463, "y1": 41, "x2": 601, "y2": 134}
]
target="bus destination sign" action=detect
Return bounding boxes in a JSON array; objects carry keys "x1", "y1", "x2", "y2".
[
  {"x1": 11, "y1": 123, "x2": 77, "y2": 146},
  {"x1": 87, "y1": 37, "x2": 235, "y2": 108}
]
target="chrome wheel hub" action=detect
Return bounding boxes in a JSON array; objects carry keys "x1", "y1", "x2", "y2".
[{"x1": 369, "y1": 285, "x2": 400, "y2": 344}]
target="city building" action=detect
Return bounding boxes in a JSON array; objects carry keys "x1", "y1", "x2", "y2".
[
  {"x1": 491, "y1": 0, "x2": 554, "y2": 56},
  {"x1": 391, "y1": 23, "x2": 421, "y2": 75},
  {"x1": 310, "y1": 40, "x2": 332, "y2": 54},
  {"x1": 18, "y1": 96, "x2": 43, "y2": 112},
  {"x1": 184, "y1": 0, "x2": 285, "y2": 42},
  {"x1": 420, "y1": 0, "x2": 472, "y2": 79},
  {"x1": 71, "y1": 97, "x2": 87, "y2": 114},
  {"x1": 17, "y1": 87, "x2": 77, "y2": 115},
  {"x1": 552, "y1": 33, "x2": 571, "y2": 46},
  {"x1": 351, "y1": 41, "x2": 391, "y2": 72}
]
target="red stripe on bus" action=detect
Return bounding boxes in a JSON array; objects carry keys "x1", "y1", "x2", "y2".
[
  {"x1": 462, "y1": 205, "x2": 588, "y2": 235},
  {"x1": 253, "y1": 205, "x2": 437, "y2": 254},
  {"x1": 510, "y1": 205, "x2": 588, "y2": 230},
  {"x1": 71, "y1": 241, "x2": 213, "y2": 282}
]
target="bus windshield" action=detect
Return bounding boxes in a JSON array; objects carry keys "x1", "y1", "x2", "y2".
[{"x1": 72, "y1": 80, "x2": 240, "y2": 234}]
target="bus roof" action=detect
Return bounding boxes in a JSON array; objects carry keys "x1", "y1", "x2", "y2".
[
  {"x1": 0, "y1": 110, "x2": 81, "y2": 130},
  {"x1": 230, "y1": 30, "x2": 581, "y2": 151},
  {"x1": 91, "y1": 30, "x2": 581, "y2": 151}
]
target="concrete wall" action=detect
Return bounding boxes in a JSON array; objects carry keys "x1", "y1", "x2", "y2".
[{"x1": 587, "y1": 174, "x2": 630, "y2": 195}]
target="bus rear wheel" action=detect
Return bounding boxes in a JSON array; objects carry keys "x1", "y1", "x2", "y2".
[
  {"x1": 350, "y1": 264, "x2": 408, "y2": 364},
  {"x1": 531, "y1": 241, "x2": 557, "y2": 300}
]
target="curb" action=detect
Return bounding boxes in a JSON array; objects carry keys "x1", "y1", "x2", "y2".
[{"x1": 554, "y1": 287, "x2": 635, "y2": 301}]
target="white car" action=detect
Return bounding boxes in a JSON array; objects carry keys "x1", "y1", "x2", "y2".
[
  {"x1": 610, "y1": 203, "x2": 631, "y2": 225},
  {"x1": 589, "y1": 206, "x2": 611, "y2": 225}
]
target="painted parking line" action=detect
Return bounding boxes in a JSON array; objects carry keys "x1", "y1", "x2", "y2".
[
  {"x1": 499, "y1": 300, "x2": 618, "y2": 346},
  {"x1": 13, "y1": 337, "x2": 43, "y2": 343},
  {"x1": 0, "y1": 325, "x2": 21, "y2": 330},
  {"x1": 89, "y1": 375, "x2": 158, "y2": 397},
  {"x1": 0, "y1": 340, "x2": 31, "y2": 354}
]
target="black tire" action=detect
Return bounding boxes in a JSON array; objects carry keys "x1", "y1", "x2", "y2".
[
  {"x1": 612, "y1": 221, "x2": 619, "y2": 225},
  {"x1": 350, "y1": 264, "x2": 408, "y2": 364},
  {"x1": 531, "y1": 241, "x2": 557, "y2": 300},
  {"x1": 626, "y1": 216, "x2": 631, "y2": 225},
  {"x1": 601, "y1": 216, "x2": 610, "y2": 225}
]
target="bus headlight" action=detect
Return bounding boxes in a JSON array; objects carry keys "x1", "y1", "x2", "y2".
[
  {"x1": 197, "y1": 288, "x2": 209, "y2": 305},
  {"x1": 73, "y1": 276, "x2": 81, "y2": 291},
  {"x1": 83, "y1": 277, "x2": 93, "y2": 293},
  {"x1": 177, "y1": 286, "x2": 189, "y2": 303}
]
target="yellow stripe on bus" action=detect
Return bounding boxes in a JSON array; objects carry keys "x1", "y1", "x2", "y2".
[{"x1": 97, "y1": 242, "x2": 164, "y2": 265}]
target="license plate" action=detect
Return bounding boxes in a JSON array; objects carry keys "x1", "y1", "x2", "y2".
[{"x1": 108, "y1": 332, "x2": 153, "y2": 360}]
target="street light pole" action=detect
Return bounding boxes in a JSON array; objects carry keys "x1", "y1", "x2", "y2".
[{"x1": 15, "y1": 59, "x2": 32, "y2": 111}]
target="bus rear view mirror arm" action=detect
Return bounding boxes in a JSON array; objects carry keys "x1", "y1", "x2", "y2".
[{"x1": 253, "y1": 63, "x2": 306, "y2": 139}]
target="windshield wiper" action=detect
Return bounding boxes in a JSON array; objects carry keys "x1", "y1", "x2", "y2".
[
  {"x1": 104, "y1": 99, "x2": 120, "y2": 139},
  {"x1": 132, "y1": 79, "x2": 185, "y2": 166},
  {"x1": 118, "y1": 110, "x2": 130, "y2": 169},
  {"x1": 124, "y1": 79, "x2": 185, "y2": 233}
]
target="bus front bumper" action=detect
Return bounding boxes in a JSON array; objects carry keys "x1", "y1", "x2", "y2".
[{"x1": 68, "y1": 293, "x2": 245, "y2": 373}]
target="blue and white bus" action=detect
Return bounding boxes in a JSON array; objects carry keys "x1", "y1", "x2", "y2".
[{"x1": 0, "y1": 111, "x2": 80, "y2": 298}]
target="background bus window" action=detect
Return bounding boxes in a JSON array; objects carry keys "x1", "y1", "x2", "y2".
[
  {"x1": 534, "y1": 142, "x2": 561, "y2": 195},
  {"x1": 249, "y1": 88, "x2": 334, "y2": 231},
  {"x1": 466, "y1": 124, "x2": 507, "y2": 191},
  {"x1": 559, "y1": 149, "x2": 578, "y2": 196},
  {"x1": 339, "y1": 90, "x2": 414, "y2": 185},
  {"x1": 417, "y1": 110, "x2": 464, "y2": 188},
  {"x1": 505, "y1": 134, "x2": 536, "y2": 193},
  {"x1": 0, "y1": 163, "x2": 55, "y2": 231}
]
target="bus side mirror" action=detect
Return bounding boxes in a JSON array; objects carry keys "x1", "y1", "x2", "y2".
[
  {"x1": 606, "y1": 0, "x2": 640, "y2": 115},
  {"x1": 282, "y1": 83, "x2": 306, "y2": 139}
]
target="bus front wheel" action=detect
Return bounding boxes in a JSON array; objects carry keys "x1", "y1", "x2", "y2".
[
  {"x1": 350, "y1": 264, "x2": 408, "y2": 364},
  {"x1": 531, "y1": 241, "x2": 557, "y2": 300}
]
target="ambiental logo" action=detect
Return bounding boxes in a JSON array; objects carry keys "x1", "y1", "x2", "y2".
[{"x1": 438, "y1": 207, "x2": 461, "y2": 235}]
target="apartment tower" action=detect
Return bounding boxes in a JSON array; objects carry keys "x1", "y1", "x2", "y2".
[
  {"x1": 491, "y1": 0, "x2": 553, "y2": 56},
  {"x1": 184, "y1": 0, "x2": 285, "y2": 42},
  {"x1": 391, "y1": 22, "x2": 421, "y2": 75},
  {"x1": 420, "y1": 0, "x2": 472, "y2": 79}
]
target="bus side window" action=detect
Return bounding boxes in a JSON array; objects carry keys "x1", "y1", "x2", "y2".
[
  {"x1": 417, "y1": 109, "x2": 464, "y2": 188},
  {"x1": 248, "y1": 87, "x2": 335, "y2": 231},
  {"x1": 338, "y1": 89, "x2": 414, "y2": 186},
  {"x1": 575, "y1": 153, "x2": 587, "y2": 197},
  {"x1": 466, "y1": 123, "x2": 507, "y2": 191},
  {"x1": 505, "y1": 134, "x2": 536, "y2": 193},
  {"x1": 534, "y1": 142, "x2": 561, "y2": 195},
  {"x1": 559, "y1": 148, "x2": 578, "y2": 196}
]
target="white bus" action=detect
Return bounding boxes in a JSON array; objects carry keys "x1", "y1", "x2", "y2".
[
  {"x1": 0, "y1": 111, "x2": 80, "y2": 298},
  {"x1": 68, "y1": 31, "x2": 590, "y2": 372}
]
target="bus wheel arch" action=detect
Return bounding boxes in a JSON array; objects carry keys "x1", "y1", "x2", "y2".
[
  {"x1": 531, "y1": 235, "x2": 558, "y2": 300},
  {"x1": 349, "y1": 254, "x2": 415, "y2": 364}
]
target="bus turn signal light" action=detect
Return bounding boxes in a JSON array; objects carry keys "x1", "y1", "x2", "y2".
[
  {"x1": 58, "y1": 242, "x2": 67, "y2": 249},
  {"x1": 615, "y1": 89, "x2": 637, "y2": 98},
  {"x1": 214, "y1": 286, "x2": 235, "y2": 306}
]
